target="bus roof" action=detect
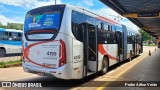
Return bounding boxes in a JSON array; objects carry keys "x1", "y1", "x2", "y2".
[
  {"x1": 72, "y1": 5, "x2": 142, "y2": 33},
  {"x1": 0, "y1": 28, "x2": 22, "y2": 33},
  {"x1": 67, "y1": 4, "x2": 140, "y2": 33},
  {"x1": 66, "y1": 4, "x2": 121, "y2": 26}
]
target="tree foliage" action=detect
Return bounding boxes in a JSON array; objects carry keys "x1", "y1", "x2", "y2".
[
  {"x1": 0, "y1": 22, "x2": 23, "y2": 30},
  {"x1": 0, "y1": 22, "x2": 7, "y2": 28},
  {"x1": 139, "y1": 29, "x2": 152, "y2": 41}
]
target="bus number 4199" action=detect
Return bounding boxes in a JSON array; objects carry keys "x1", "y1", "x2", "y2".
[{"x1": 47, "y1": 51, "x2": 57, "y2": 56}]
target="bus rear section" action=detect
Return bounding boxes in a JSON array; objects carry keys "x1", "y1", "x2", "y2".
[{"x1": 22, "y1": 5, "x2": 73, "y2": 79}]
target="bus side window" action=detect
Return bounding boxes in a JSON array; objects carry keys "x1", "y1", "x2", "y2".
[
  {"x1": 111, "y1": 32, "x2": 116, "y2": 43},
  {"x1": 98, "y1": 30, "x2": 106, "y2": 44},
  {"x1": 12, "y1": 32, "x2": 20, "y2": 41},
  {"x1": 0, "y1": 32, "x2": 3, "y2": 40},
  {"x1": 71, "y1": 22, "x2": 83, "y2": 42},
  {"x1": 127, "y1": 32, "x2": 130, "y2": 44},
  {"x1": 108, "y1": 25, "x2": 110, "y2": 31},
  {"x1": 106, "y1": 33, "x2": 111, "y2": 43},
  {"x1": 8, "y1": 32, "x2": 12, "y2": 41},
  {"x1": 111, "y1": 26, "x2": 112, "y2": 31},
  {"x1": 4, "y1": 32, "x2": 8, "y2": 40},
  {"x1": 104, "y1": 22, "x2": 108, "y2": 30},
  {"x1": 18, "y1": 33, "x2": 22, "y2": 41}
]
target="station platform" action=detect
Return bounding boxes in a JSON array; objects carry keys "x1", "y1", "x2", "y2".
[
  {"x1": 118, "y1": 48, "x2": 160, "y2": 81},
  {"x1": 74, "y1": 46, "x2": 160, "y2": 90},
  {"x1": 95, "y1": 47, "x2": 160, "y2": 90}
]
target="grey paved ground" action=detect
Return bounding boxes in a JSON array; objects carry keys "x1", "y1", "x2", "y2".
[{"x1": 101, "y1": 48, "x2": 160, "y2": 90}]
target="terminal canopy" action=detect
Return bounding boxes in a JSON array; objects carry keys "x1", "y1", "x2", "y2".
[{"x1": 100, "y1": 0, "x2": 160, "y2": 38}]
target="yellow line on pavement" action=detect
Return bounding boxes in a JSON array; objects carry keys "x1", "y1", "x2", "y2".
[
  {"x1": 96, "y1": 53, "x2": 148, "y2": 90},
  {"x1": 115, "y1": 54, "x2": 146, "y2": 78},
  {"x1": 96, "y1": 82, "x2": 110, "y2": 90}
]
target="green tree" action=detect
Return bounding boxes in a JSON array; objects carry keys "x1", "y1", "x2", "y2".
[
  {"x1": 7, "y1": 23, "x2": 23, "y2": 30},
  {"x1": 0, "y1": 22, "x2": 23, "y2": 30},
  {"x1": 139, "y1": 29, "x2": 152, "y2": 41},
  {"x1": 0, "y1": 22, "x2": 6, "y2": 28}
]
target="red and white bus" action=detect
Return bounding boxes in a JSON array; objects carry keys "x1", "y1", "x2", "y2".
[{"x1": 22, "y1": 4, "x2": 142, "y2": 79}]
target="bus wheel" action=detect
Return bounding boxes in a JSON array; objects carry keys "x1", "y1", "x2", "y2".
[
  {"x1": 100, "y1": 57, "x2": 109, "y2": 75},
  {"x1": 0, "y1": 49, "x2": 6, "y2": 57}
]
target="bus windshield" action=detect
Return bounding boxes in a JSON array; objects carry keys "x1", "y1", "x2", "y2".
[{"x1": 24, "y1": 5, "x2": 64, "y2": 33}]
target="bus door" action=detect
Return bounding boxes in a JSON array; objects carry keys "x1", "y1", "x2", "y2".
[
  {"x1": 117, "y1": 31, "x2": 124, "y2": 61},
  {"x1": 140, "y1": 37, "x2": 143, "y2": 53},
  {"x1": 132, "y1": 36, "x2": 135, "y2": 56},
  {"x1": 82, "y1": 23, "x2": 98, "y2": 77},
  {"x1": 135, "y1": 36, "x2": 137, "y2": 56}
]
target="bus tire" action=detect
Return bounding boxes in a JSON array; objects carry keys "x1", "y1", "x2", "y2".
[
  {"x1": 100, "y1": 56, "x2": 109, "y2": 75},
  {"x1": 0, "y1": 49, "x2": 6, "y2": 57}
]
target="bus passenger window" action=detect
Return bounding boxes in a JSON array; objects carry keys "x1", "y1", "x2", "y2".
[
  {"x1": 111, "y1": 26, "x2": 112, "y2": 31},
  {"x1": 10, "y1": 32, "x2": 17, "y2": 41},
  {"x1": 108, "y1": 25, "x2": 110, "y2": 31},
  {"x1": 13, "y1": 33, "x2": 17, "y2": 41},
  {"x1": 114, "y1": 27, "x2": 116, "y2": 31},
  {"x1": 4, "y1": 32, "x2": 8, "y2": 40},
  {"x1": 98, "y1": 22, "x2": 101, "y2": 29},
  {"x1": 72, "y1": 23, "x2": 83, "y2": 42},
  {"x1": 101, "y1": 23, "x2": 104, "y2": 29},
  {"x1": 107, "y1": 33, "x2": 111, "y2": 43},
  {"x1": 18, "y1": 33, "x2": 22, "y2": 41},
  {"x1": 104, "y1": 23, "x2": 108, "y2": 30},
  {"x1": 9, "y1": 32, "x2": 12, "y2": 40},
  {"x1": 0, "y1": 32, "x2": 3, "y2": 40}
]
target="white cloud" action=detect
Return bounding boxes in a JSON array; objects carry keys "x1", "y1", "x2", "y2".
[
  {"x1": 0, "y1": 5, "x2": 9, "y2": 14},
  {"x1": 0, "y1": 0, "x2": 62, "y2": 25},
  {"x1": 0, "y1": 0, "x2": 62, "y2": 9},
  {"x1": 0, "y1": 15, "x2": 11, "y2": 25},
  {"x1": 0, "y1": 0, "x2": 23, "y2": 7},
  {"x1": 121, "y1": 19, "x2": 140, "y2": 31},
  {"x1": 82, "y1": 0, "x2": 94, "y2": 6},
  {"x1": 0, "y1": 5, "x2": 7, "y2": 10},
  {"x1": 32, "y1": 0, "x2": 62, "y2": 8},
  {"x1": 92, "y1": 7, "x2": 139, "y2": 31},
  {"x1": 92, "y1": 7, "x2": 120, "y2": 21},
  {"x1": 0, "y1": 15, "x2": 24, "y2": 25}
]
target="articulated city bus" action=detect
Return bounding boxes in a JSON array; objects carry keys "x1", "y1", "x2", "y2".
[
  {"x1": 22, "y1": 4, "x2": 142, "y2": 79},
  {"x1": 0, "y1": 28, "x2": 22, "y2": 57}
]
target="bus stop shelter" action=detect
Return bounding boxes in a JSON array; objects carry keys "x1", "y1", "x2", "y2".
[{"x1": 100, "y1": 0, "x2": 160, "y2": 38}]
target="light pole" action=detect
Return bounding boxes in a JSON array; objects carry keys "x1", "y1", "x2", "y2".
[
  {"x1": 55, "y1": 0, "x2": 56, "y2": 5},
  {"x1": 110, "y1": 15, "x2": 123, "y2": 22}
]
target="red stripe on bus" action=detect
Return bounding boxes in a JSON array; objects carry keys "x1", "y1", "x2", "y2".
[
  {"x1": 27, "y1": 30, "x2": 54, "y2": 34},
  {"x1": 97, "y1": 17, "x2": 119, "y2": 25},
  {"x1": 98, "y1": 44, "x2": 118, "y2": 60},
  {"x1": 23, "y1": 40, "x2": 59, "y2": 68}
]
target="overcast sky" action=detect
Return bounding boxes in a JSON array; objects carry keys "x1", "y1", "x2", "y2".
[{"x1": 0, "y1": 0, "x2": 139, "y2": 30}]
